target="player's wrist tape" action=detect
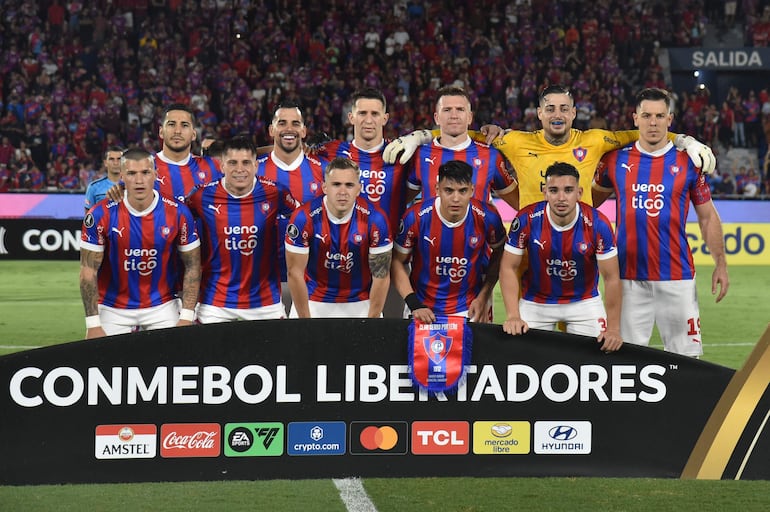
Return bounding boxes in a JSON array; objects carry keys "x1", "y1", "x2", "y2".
[
  {"x1": 179, "y1": 309, "x2": 195, "y2": 322},
  {"x1": 85, "y1": 315, "x2": 101, "y2": 329},
  {"x1": 405, "y1": 293, "x2": 427, "y2": 312}
]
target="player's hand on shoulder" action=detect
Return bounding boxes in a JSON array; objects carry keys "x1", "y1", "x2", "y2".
[
  {"x1": 598, "y1": 329, "x2": 623, "y2": 353},
  {"x1": 502, "y1": 317, "x2": 529, "y2": 336},
  {"x1": 480, "y1": 124, "x2": 506, "y2": 144},
  {"x1": 106, "y1": 183, "x2": 124, "y2": 202}
]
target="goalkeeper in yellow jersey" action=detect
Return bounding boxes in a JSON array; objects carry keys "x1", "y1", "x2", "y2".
[{"x1": 384, "y1": 84, "x2": 716, "y2": 209}]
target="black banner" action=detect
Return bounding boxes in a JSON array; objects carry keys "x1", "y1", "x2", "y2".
[
  {"x1": 2, "y1": 319, "x2": 759, "y2": 485},
  {"x1": 0, "y1": 218, "x2": 81, "y2": 260},
  {"x1": 667, "y1": 48, "x2": 770, "y2": 70}
]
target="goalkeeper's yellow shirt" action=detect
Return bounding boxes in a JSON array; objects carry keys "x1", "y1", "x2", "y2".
[{"x1": 490, "y1": 129, "x2": 640, "y2": 208}]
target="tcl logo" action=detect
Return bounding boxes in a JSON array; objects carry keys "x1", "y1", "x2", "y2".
[
  {"x1": 160, "y1": 423, "x2": 221, "y2": 458},
  {"x1": 411, "y1": 421, "x2": 469, "y2": 455}
]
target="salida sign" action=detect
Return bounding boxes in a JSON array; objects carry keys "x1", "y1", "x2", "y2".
[{"x1": 0, "y1": 319, "x2": 756, "y2": 485}]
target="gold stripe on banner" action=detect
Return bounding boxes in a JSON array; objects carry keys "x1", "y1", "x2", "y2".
[{"x1": 681, "y1": 324, "x2": 770, "y2": 480}]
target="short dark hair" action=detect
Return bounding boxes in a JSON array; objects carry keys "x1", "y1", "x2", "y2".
[
  {"x1": 202, "y1": 139, "x2": 225, "y2": 158},
  {"x1": 350, "y1": 88, "x2": 387, "y2": 111},
  {"x1": 438, "y1": 160, "x2": 473, "y2": 185},
  {"x1": 120, "y1": 147, "x2": 154, "y2": 168},
  {"x1": 436, "y1": 85, "x2": 472, "y2": 108},
  {"x1": 163, "y1": 103, "x2": 195, "y2": 124},
  {"x1": 635, "y1": 87, "x2": 673, "y2": 112},
  {"x1": 272, "y1": 101, "x2": 304, "y2": 123},
  {"x1": 325, "y1": 156, "x2": 360, "y2": 179},
  {"x1": 544, "y1": 161, "x2": 579, "y2": 181},
  {"x1": 103, "y1": 146, "x2": 124, "y2": 159},
  {"x1": 222, "y1": 136, "x2": 255, "y2": 157},
  {"x1": 539, "y1": 84, "x2": 573, "y2": 106}
]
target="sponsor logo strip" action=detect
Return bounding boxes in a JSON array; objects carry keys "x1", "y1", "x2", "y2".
[
  {"x1": 287, "y1": 422, "x2": 346, "y2": 456},
  {"x1": 224, "y1": 422, "x2": 284, "y2": 457},
  {"x1": 411, "y1": 421, "x2": 469, "y2": 455},
  {"x1": 534, "y1": 421, "x2": 592, "y2": 454},
  {"x1": 95, "y1": 424, "x2": 157, "y2": 460},
  {"x1": 160, "y1": 423, "x2": 221, "y2": 458},
  {"x1": 472, "y1": 421, "x2": 530, "y2": 454},
  {"x1": 349, "y1": 421, "x2": 408, "y2": 455}
]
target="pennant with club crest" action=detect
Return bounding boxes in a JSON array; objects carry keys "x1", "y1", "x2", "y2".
[{"x1": 408, "y1": 315, "x2": 472, "y2": 394}]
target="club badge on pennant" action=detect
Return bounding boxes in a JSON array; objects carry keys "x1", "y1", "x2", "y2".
[{"x1": 408, "y1": 315, "x2": 472, "y2": 394}]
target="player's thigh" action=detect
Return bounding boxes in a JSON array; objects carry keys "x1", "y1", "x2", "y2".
[
  {"x1": 620, "y1": 280, "x2": 656, "y2": 346},
  {"x1": 142, "y1": 300, "x2": 181, "y2": 330},
  {"x1": 565, "y1": 297, "x2": 605, "y2": 337},
  {"x1": 98, "y1": 305, "x2": 137, "y2": 335},
  {"x1": 518, "y1": 300, "x2": 557, "y2": 331},
  {"x1": 653, "y1": 280, "x2": 703, "y2": 357}
]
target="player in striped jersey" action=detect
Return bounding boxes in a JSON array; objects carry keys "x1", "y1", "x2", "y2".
[
  {"x1": 404, "y1": 86, "x2": 517, "y2": 208},
  {"x1": 84, "y1": 146, "x2": 123, "y2": 212},
  {"x1": 79, "y1": 148, "x2": 201, "y2": 338},
  {"x1": 392, "y1": 160, "x2": 506, "y2": 322},
  {"x1": 155, "y1": 103, "x2": 222, "y2": 203},
  {"x1": 500, "y1": 162, "x2": 622, "y2": 352},
  {"x1": 257, "y1": 103, "x2": 326, "y2": 287},
  {"x1": 593, "y1": 88, "x2": 728, "y2": 357},
  {"x1": 187, "y1": 137, "x2": 299, "y2": 322},
  {"x1": 285, "y1": 157, "x2": 392, "y2": 318}
]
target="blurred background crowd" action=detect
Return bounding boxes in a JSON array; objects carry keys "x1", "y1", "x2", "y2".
[{"x1": 0, "y1": 0, "x2": 769, "y2": 197}]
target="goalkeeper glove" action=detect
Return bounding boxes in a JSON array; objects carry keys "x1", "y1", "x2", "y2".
[
  {"x1": 383, "y1": 129, "x2": 433, "y2": 164},
  {"x1": 674, "y1": 134, "x2": 716, "y2": 174}
]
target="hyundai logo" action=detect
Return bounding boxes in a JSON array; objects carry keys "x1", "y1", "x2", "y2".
[{"x1": 548, "y1": 425, "x2": 578, "y2": 441}]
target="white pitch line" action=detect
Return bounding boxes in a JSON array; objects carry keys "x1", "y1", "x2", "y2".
[
  {"x1": 333, "y1": 477, "x2": 378, "y2": 512},
  {"x1": 0, "y1": 345, "x2": 42, "y2": 350}
]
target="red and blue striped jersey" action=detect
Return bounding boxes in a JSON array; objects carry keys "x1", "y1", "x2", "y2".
[
  {"x1": 285, "y1": 196, "x2": 393, "y2": 303},
  {"x1": 506, "y1": 201, "x2": 617, "y2": 304},
  {"x1": 596, "y1": 143, "x2": 712, "y2": 281},
  {"x1": 319, "y1": 140, "x2": 409, "y2": 233},
  {"x1": 187, "y1": 177, "x2": 299, "y2": 309},
  {"x1": 257, "y1": 152, "x2": 326, "y2": 280},
  {"x1": 154, "y1": 152, "x2": 222, "y2": 203},
  {"x1": 395, "y1": 196, "x2": 506, "y2": 315},
  {"x1": 408, "y1": 139, "x2": 515, "y2": 202},
  {"x1": 80, "y1": 192, "x2": 200, "y2": 309}
]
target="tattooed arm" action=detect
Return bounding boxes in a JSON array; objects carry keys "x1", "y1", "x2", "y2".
[
  {"x1": 79, "y1": 248, "x2": 106, "y2": 339},
  {"x1": 367, "y1": 250, "x2": 392, "y2": 318},
  {"x1": 177, "y1": 246, "x2": 201, "y2": 326}
]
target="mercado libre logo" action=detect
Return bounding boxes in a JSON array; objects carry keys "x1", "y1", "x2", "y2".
[{"x1": 349, "y1": 422, "x2": 408, "y2": 455}]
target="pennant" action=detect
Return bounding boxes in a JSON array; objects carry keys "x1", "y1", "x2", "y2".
[{"x1": 408, "y1": 316, "x2": 472, "y2": 394}]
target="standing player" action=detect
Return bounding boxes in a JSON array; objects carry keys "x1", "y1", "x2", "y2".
[
  {"x1": 398, "y1": 86, "x2": 517, "y2": 208},
  {"x1": 257, "y1": 103, "x2": 327, "y2": 311},
  {"x1": 285, "y1": 157, "x2": 392, "y2": 318},
  {"x1": 392, "y1": 160, "x2": 506, "y2": 322},
  {"x1": 79, "y1": 148, "x2": 201, "y2": 338},
  {"x1": 500, "y1": 162, "x2": 622, "y2": 353},
  {"x1": 187, "y1": 137, "x2": 299, "y2": 322},
  {"x1": 84, "y1": 146, "x2": 123, "y2": 212},
  {"x1": 384, "y1": 84, "x2": 716, "y2": 209},
  {"x1": 593, "y1": 88, "x2": 729, "y2": 357},
  {"x1": 154, "y1": 103, "x2": 222, "y2": 202}
]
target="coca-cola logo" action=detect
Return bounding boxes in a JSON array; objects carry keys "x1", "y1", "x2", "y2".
[{"x1": 160, "y1": 423, "x2": 221, "y2": 458}]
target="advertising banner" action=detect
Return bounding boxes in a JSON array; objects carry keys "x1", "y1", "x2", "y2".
[
  {"x1": 0, "y1": 218, "x2": 81, "y2": 260},
  {"x1": 3, "y1": 319, "x2": 763, "y2": 485}
]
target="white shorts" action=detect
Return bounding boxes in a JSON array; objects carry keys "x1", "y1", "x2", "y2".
[
  {"x1": 620, "y1": 279, "x2": 702, "y2": 357},
  {"x1": 400, "y1": 298, "x2": 492, "y2": 322},
  {"x1": 197, "y1": 302, "x2": 285, "y2": 323},
  {"x1": 289, "y1": 299, "x2": 375, "y2": 318},
  {"x1": 99, "y1": 300, "x2": 181, "y2": 335},
  {"x1": 519, "y1": 296, "x2": 607, "y2": 337}
]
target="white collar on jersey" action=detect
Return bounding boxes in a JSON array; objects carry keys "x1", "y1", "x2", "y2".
[
  {"x1": 156, "y1": 151, "x2": 192, "y2": 166},
  {"x1": 123, "y1": 190, "x2": 160, "y2": 217},
  {"x1": 634, "y1": 140, "x2": 674, "y2": 157},
  {"x1": 545, "y1": 203, "x2": 579, "y2": 232},
  {"x1": 270, "y1": 151, "x2": 305, "y2": 171},
  {"x1": 323, "y1": 196, "x2": 355, "y2": 224},
  {"x1": 221, "y1": 177, "x2": 256, "y2": 198},
  {"x1": 434, "y1": 197, "x2": 469, "y2": 227},
  {"x1": 351, "y1": 139, "x2": 385, "y2": 153},
  {"x1": 433, "y1": 135, "x2": 472, "y2": 151}
]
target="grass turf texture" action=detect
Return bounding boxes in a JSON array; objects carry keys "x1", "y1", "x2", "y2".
[{"x1": 1, "y1": 260, "x2": 769, "y2": 509}]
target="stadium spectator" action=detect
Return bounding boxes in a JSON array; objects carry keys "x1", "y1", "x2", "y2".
[
  {"x1": 391, "y1": 160, "x2": 506, "y2": 322},
  {"x1": 593, "y1": 88, "x2": 728, "y2": 358},
  {"x1": 79, "y1": 148, "x2": 201, "y2": 338},
  {"x1": 285, "y1": 157, "x2": 392, "y2": 318},
  {"x1": 499, "y1": 162, "x2": 622, "y2": 353},
  {"x1": 187, "y1": 136, "x2": 299, "y2": 322}
]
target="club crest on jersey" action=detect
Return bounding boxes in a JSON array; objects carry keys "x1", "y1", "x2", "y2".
[
  {"x1": 473, "y1": 157, "x2": 482, "y2": 168},
  {"x1": 198, "y1": 171, "x2": 206, "y2": 180},
  {"x1": 469, "y1": 235, "x2": 479, "y2": 248},
  {"x1": 310, "y1": 183, "x2": 319, "y2": 192},
  {"x1": 669, "y1": 165, "x2": 681, "y2": 176},
  {"x1": 261, "y1": 202, "x2": 270, "y2": 212},
  {"x1": 353, "y1": 234, "x2": 363, "y2": 244},
  {"x1": 160, "y1": 226, "x2": 171, "y2": 239},
  {"x1": 572, "y1": 147, "x2": 587, "y2": 162},
  {"x1": 577, "y1": 241, "x2": 589, "y2": 254}
]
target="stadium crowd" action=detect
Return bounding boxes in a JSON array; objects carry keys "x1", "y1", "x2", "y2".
[{"x1": 0, "y1": 0, "x2": 769, "y2": 195}]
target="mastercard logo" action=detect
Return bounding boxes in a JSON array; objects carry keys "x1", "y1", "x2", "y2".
[{"x1": 359, "y1": 425, "x2": 399, "y2": 451}]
